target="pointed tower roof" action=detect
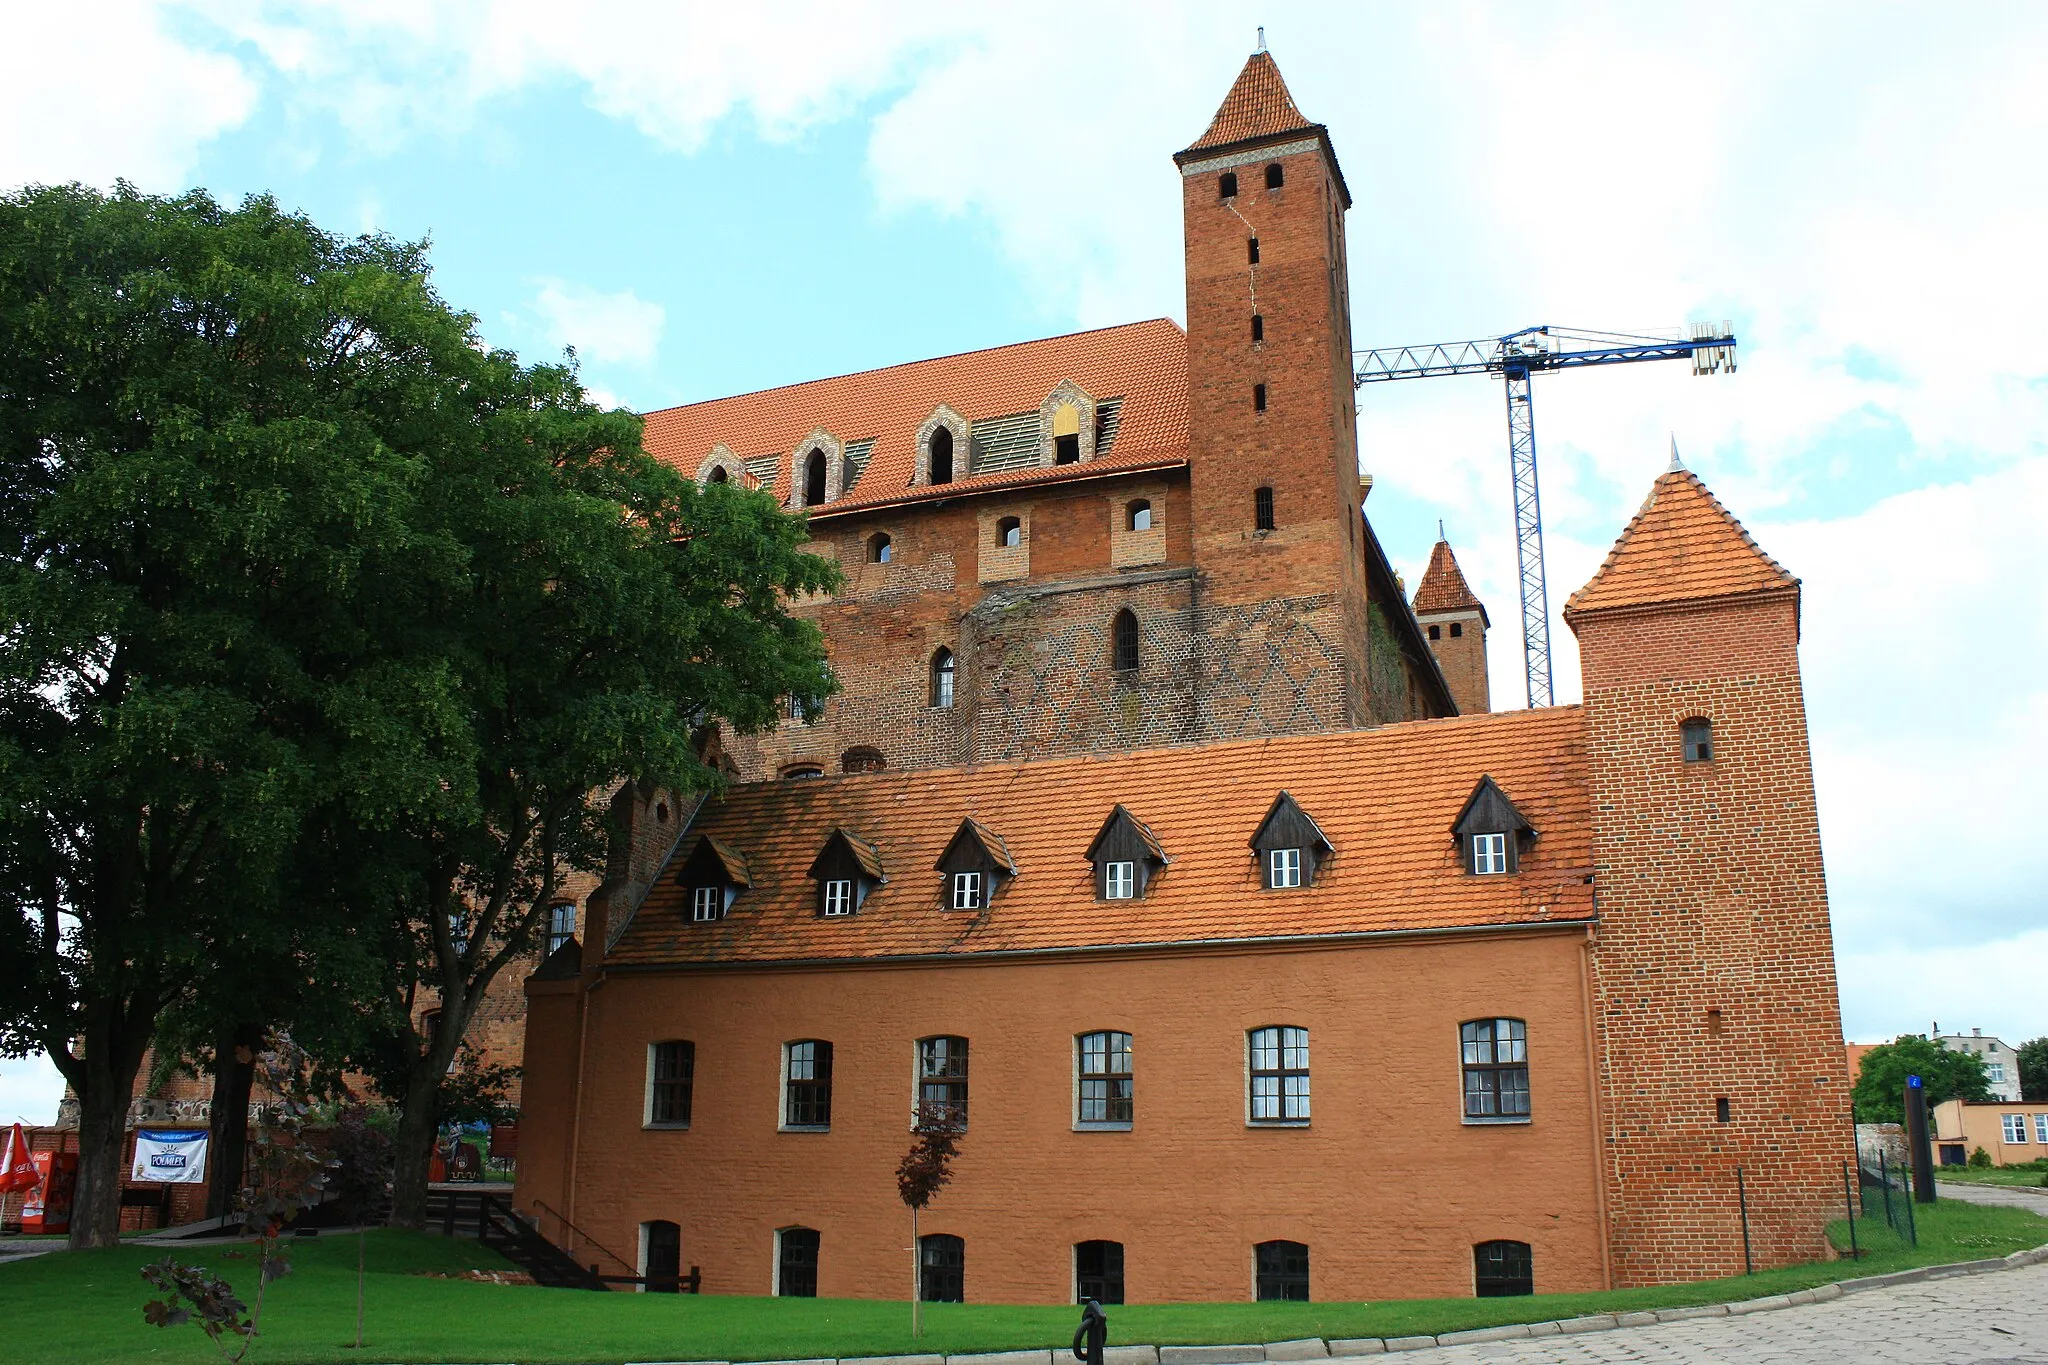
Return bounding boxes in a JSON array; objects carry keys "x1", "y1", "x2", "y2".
[
  {"x1": 1564, "y1": 466, "x2": 1797, "y2": 620},
  {"x1": 1413, "y1": 538, "x2": 1489, "y2": 625},
  {"x1": 1175, "y1": 50, "x2": 1351, "y2": 206}
]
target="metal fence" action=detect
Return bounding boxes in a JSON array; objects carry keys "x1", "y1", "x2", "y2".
[{"x1": 1850, "y1": 1152, "x2": 1919, "y2": 1250}]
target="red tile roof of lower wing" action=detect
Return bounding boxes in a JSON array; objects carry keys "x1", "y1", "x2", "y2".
[
  {"x1": 609, "y1": 708, "x2": 1594, "y2": 969},
  {"x1": 638, "y1": 319, "x2": 1190, "y2": 515}
]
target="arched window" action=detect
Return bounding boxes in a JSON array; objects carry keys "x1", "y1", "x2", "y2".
[
  {"x1": 868, "y1": 532, "x2": 892, "y2": 563},
  {"x1": 996, "y1": 516, "x2": 1022, "y2": 548},
  {"x1": 1254, "y1": 486, "x2": 1275, "y2": 531},
  {"x1": 707, "y1": 466, "x2": 729, "y2": 484},
  {"x1": 1264, "y1": 162, "x2": 1284, "y2": 190},
  {"x1": 642, "y1": 1220, "x2": 683, "y2": 1293},
  {"x1": 1474, "y1": 1240, "x2": 1533, "y2": 1297},
  {"x1": 1112, "y1": 609, "x2": 1139, "y2": 673},
  {"x1": 780, "y1": 764, "x2": 825, "y2": 781},
  {"x1": 929, "y1": 426, "x2": 954, "y2": 484},
  {"x1": 841, "y1": 746, "x2": 884, "y2": 774},
  {"x1": 1126, "y1": 500, "x2": 1152, "y2": 532},
  {"x1": 1219, "y1": 171, "x2": 1239, "y2": 199},
  {"x1": 1682, "y1": 717, "x2": 1713, "y2": 762},
  {"x1": 919, "y1": 1233, "x2": 964, "y2": 1302},
  {"x1": 930, "y1": 648, "x2": 956, "y2": 708},
  {"x1": 803, "y1": 448, "x2": 827, "y2": 506}
]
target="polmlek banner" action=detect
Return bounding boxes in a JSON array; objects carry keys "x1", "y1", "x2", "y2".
[{"x1": 132, "y1": 1129, "x2": 210, "y2": 1184}]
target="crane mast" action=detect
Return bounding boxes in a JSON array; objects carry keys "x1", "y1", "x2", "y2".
[{"x1": 1354, "y1": 324, "x2": 1737, "y2": 708}]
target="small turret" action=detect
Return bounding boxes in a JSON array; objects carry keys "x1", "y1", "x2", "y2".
[{"x1": 1412, "y1": 535, "x2": 1490, "y2": 714}]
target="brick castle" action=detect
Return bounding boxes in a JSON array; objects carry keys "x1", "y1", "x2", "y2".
[{"x1": 505, "y1": 50, "x2": 1854, "y2": 1305}]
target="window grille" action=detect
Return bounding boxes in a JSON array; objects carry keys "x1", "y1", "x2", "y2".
[
  {"x1": 1268, "y1": 848, "x2": 1302, "y2": 889},
  {"x1": 918, "y1": 1036, "x2": 969, "y2": 1125},
  {"x1": 778, "y1": 1228, "x2": 820, "y2": 1297},
  {"x1": 1103, "y1": 860, "x2": 1136, "y2": 899},
  {"x1": 1474, "y1": 1240, "x2": 1533, "y2": 1296},
  {"x1": 1461, "y1": 1018, "x2": 1530, "y2": 1119},
  {"x1": 785, "y1": 1041, "x2": 833, "y2": 1127},
  {"x1": 919, "y1": 1234, "x2": 965, "y2": 1302},
  {"x1": 691, "y1": 886, "x2": 721, "y2": 923},
  {"x1": 1470, "y1": 831, "x2": 1508, "y2": 875},
  {"x1": 1076, "y1": 1240, "x2": 1125, "y2": 1304},
  {"x1": 1249, "y1": 1026, "x2": 1310, "y2": 1122},
  {"x1": 1254, "y1": 1240, "x2": 1309, "y2": 1301},
  {"x1": 1112, "y1": 610, "x2": 1139, "y2": 673},
  {"x1": 1254, "y1": 486, "x2": 1275, "y2": 531},
  {"x1": 822, "y1": 879, "x2": 854, "y2": 917},
  {"x1": 951, "y1": 870, "x2": 982, "y2": 910},
  {"x1": 1078, "y1": 1031, "x2": 1134, "y2": 1125},
  {"x1": 649, "y1": 1041, "x2": 694, "y2": 1125}
]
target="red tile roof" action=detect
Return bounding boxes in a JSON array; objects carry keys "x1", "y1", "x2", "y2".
[
  {"x1": 1183, "y1": 52, "x2": 1316, "y2": 153},
  {"x1": 609, "y1": 708, "x2": 1594, "y2": 969},
  {"x1": 1413, "y1": 539, "x2": 1487, "y2": 620},
  {"x1": 638, "y1": 320, "x2": 1190, "y2": 518},
  {"x1": 1566, "y1": 468, "x2": 1798, "y2": 618}
]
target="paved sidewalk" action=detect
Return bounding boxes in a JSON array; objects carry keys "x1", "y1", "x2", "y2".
[
  {"x1": 1937, "y1": 1180, "x2": 2048, "y2": 1213},
  {"x1": 1352, "y1": 1262, "x2": 2048, "y2": 1363}
]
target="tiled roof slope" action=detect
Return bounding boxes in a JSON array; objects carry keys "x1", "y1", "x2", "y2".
[
  {"x1": 610, "y1": 709, "x2": 1593, "y2": 969},
  {"x1": 638, "y1": 320, "x2": 1189, "y2": 517},
  {"x1": 1413, "y1": 539, "x2": 1486, "y2": 618},
  {"x1": 1183, "y1": 51, "x2": 1315, "y2": 153},
  {"x1": 1565, "y1": 468, "x2": 1797, "y2": 618}
]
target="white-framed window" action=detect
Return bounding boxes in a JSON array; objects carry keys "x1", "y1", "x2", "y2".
[
  {"x1": 2035, "y1": 1114, "x2": 2048, "y2": 1144},
  {"x1": 1988, "y1": 1062, "x2": 2007, "y2": 1083},
  {"x1": 691, "y1": 886, "x2": 722, "y2": 923},
  {"x1": 823, "y1": 879, "x2": 855, "y2": 917},
  {"x1": 1103, "y1": 861, "x2": 1135, "y2": 900},
  {"x1": 1268, "y1": 848, "x2": 1302, "y2": 889},
  {"x1": 2003, "y1": 1114, "x2": 2029, "y2": 1143},
  {"x1": 1077, "y1": 1031, "x2": 1133, "y2": 1127},
  {"x1": 1249, "y1": 1025, "x2": 1310, "y2": 1123},
  {"x1": 951, "y1": 871, "x2": 982, "y2": 910},
  {"x1": 545, "y1": 901, "x2": 577, "y2": 954},
  {"x1": 1470, "y1": 832, "x2": 1509, "y2": 875}
]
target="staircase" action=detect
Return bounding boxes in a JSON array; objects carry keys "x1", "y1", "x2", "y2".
[{"x1": 474, "y1": 1193, "x2": 609, "y2": 1291}]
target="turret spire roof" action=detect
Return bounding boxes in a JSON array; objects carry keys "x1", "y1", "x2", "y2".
[
  {"x1": 1565, "y1": 463, "x2": 1797, "y2": 620},
  {"x1": 1184, "y1": 51, "x2": 1315, "y2": 153},
  {"x1": 1414, "y1": 537, "x2": 1488, "y2": 624}
]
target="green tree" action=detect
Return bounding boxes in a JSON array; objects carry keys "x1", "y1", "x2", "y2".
[
  {"x1": 0, "y1": 184, "x2": 470, "y2": 1248},
  {"x1": 1850, "y1": 1034, "x2": 1992, "y2": 1127},
  {"x1": 2017, "y1": 1037, "x2": 2048, "y2": 1102}
]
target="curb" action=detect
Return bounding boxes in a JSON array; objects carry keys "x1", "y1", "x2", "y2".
[{"x1": 797, "y1": 1240, "x2": 2048, "y2": 1365}]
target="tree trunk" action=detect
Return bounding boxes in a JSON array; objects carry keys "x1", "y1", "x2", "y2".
[
  {"x1": 911, "y1": 1204, "x2": 921, "y2": 1339},
  {"x1": 204, "y1": 1023, "x2": 260, "y2": 1222},
  {"x1": 387, "y1": 1059, "x2": 444, "y2": 1230},
  {"x1": 67, "y1": 1061, "x2": 135, "y2": 1250}
]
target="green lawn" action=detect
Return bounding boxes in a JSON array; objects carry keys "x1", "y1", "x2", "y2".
[
  {"x1": 0, "y1": 1198, "x2": 2042, "y2": 1365},
  {"x1": 1936, "y1": 1165, "x2": 2048, "y2": 1188}
]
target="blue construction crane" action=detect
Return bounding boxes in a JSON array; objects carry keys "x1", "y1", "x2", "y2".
[{"x1": 1354, "y1": 324, "x2": 1738, "y2": 708}]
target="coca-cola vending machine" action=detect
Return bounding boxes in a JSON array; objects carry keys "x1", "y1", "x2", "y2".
[{"x1": 20, "y1": 1150, "x2": 78, "y2": 1234}]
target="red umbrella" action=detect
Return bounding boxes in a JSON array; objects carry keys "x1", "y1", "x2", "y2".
[{"x1": 0, "y1": 1123, "x2": 37, "y2": 1193}]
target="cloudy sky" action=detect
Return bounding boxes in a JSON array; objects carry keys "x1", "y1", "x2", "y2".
[{"x1": 4, "y1": 1, "x2": 2044, "y2": 1121}]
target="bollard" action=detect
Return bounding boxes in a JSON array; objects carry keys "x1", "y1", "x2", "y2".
[{"x1": 1073, "y1": 1298, "x2": 1107, "y2": 1365}]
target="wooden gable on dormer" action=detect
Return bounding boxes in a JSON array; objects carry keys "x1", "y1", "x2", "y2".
[
  {"x1": 936, "y1": 818, "x2": 1017, "y2": 879},
  {"x1": 1452, "y1": 775, "x2": 1536, "y2": 872},
  {"x1": 1085, "y1": 804, "x2": 1168, "y2": 897},
  {"x1": 1250, "y1": 791, "x2": 1334, "y2": 884}
]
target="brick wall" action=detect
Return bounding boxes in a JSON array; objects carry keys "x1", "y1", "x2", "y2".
[
  {"x1": 1419, "y1": 609, "x2": 1490, "y2": 716},
  {"x1": 1574, "y1": 590, "x2": 1854, "y2": 1284},
  {"x1": 516, "y1": 929, "x2": 1608, "y2": 1303}
]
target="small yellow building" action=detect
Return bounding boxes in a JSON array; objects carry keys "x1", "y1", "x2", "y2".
[{"x1": 1933, "y1": 1098, "x2": 2048, "y2": 1166}]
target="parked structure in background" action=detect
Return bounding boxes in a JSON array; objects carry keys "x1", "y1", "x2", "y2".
[
  {"x1": 1932, "y1": 1026, "x2": 2023, "y2": 1102},
  {"x1": 1932, "y1": 1098, "x2": 2048, "y2": 1166},
  {"x1": 511, "y1": 48, "x2": 1854, "y2": 1307}
]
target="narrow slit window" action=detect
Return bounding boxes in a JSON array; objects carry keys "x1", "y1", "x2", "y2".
[
  {"x1": 1253, "y1": 384, "x2": 1267, "y2": 412},
  {"x1": 930, "y1": 647, "x2": 955, "y2": 709},
  {"x1": 1716, "y1": 1097, "x2": 1731, "y2": 1124},
  {"x1": 1247, "y1": 237, "x2": 1260, "y2": 265},
  {"x1": 1254, "y1": 486, "x2": 1275, "y2": 531},
  {"x1": 1251, "y1": 313, "x2": 1263, "y2": 343},
  {"x1": 928, "y1": 426, "x2": 954, "y2": 484},
  {"x1": 1112, "y1": 609, "x2": 1139, "y2": 673}
]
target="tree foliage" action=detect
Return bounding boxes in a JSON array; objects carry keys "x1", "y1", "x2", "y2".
[
  {"x1": 2018, "y1": 1037, "x2": 2048, "y2": 1103},
  {"x1": 1850, "y1": 1035, "x2": 1992, "y2": 1126}
]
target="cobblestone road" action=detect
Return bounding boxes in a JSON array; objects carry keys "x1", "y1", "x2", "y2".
[{"x1": 1365, "y1": 1263, "x2": 2048, "y2": 1364}]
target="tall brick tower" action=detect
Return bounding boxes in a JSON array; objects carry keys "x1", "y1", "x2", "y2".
[
  {"x1": 1174, "y1": 51, "x2": 1377, "y2": 735},
  {"x1": 1412, "y1": 536, "x2": 1490, "y2": 715},
  {"x1": 1566, "y1": 458, "x2": 1853, "y2": 1283}
]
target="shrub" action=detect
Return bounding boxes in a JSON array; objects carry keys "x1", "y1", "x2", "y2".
[{"x1": 1969, "y1": 1146, "x2": 1992, "y2": 1167}]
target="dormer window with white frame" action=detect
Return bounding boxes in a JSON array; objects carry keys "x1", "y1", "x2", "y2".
[
  {"x1": 674, "y1": 835, "x2": 752, "y2": 924},
  {"x1": 809, "y1": 827, "x2": 886, "y2": 918},
  {"x1": 935, "y1": 818, "x2": 1016, "y2": 912},
  {"x1": 1250, "y1": 792, "x2": 1332, "y2": 890},
  {"x1": 950, "y1": 871, "x2": 981, "y2": 910},
  {"x1": 1452, "y1": 776, "x2": 1536, "y2": 877},
  {"x1": 1088, "y1": 805, "x2": 1166, "y2": 902},
  {"x1": 1268, "y1": 848, "x2": 1302, "y2": 888},
  {"x1": 1103, "y1": 861, "x2": 1136, "y2": 899},
  {"x1": 822, "y1": 879, "x2": 855, "y2": 916},
  {"x1": 691, "y1": 885, "x2": 722, "y2": 923}
]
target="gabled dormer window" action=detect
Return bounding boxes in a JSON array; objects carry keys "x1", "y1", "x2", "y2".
[
  {"x1": 808, "y1": 827, "x2": 886, "y2": 918},
  {"x1": 1250, "y1": 792, "x2": 1333, "y2": 890},
  {"x1": 1086, "y1": 805, "x2": 1167, "y2": 902},
  {"x1": 675, "y1": 835, "x2": 752, "y2": 923},
  {"x1": 1452, "y1": 776, "x2": 1536, "y2": 876},
  {"x1": 935, "y1": 818, "x2": 1016, "y2": 911}
]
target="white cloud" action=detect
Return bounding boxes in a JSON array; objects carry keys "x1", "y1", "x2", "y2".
[
  {"x1": 0, "y1": 0, "x2": 258, "y2": 192},
  {"x1": 0, "y1": 1053, "x2": 66, "y2": 1127},
  {"x1": 523, "y1": 279, "x2": 666, "y2": 368}
]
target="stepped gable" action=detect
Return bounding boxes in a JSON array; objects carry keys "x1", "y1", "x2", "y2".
[
  {"x1": 1181, "y1": 50, "x2": 1316, "y2": 153},
  {"x1": 1413, "y1": 538, "x2": 1487, "y2": 622},
  {"x1": 1565, "y1": 467, "x2": 1798, "y2": 619},
  {"x1": 638, "y1": 319, "x2": 1189, "y2": 517},
  {"x1": 609, "y1": 708, "x2": 1594, "y2": 969}
]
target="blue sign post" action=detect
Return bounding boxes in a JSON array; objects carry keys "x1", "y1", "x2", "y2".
[{"x1": 1903, "y1": 1074, "x2": 1936, "y2": 1203}]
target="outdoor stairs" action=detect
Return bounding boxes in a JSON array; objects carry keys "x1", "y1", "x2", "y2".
[{"x1": 426, "y1": 1186, "x2": 607, "y2": 1291}]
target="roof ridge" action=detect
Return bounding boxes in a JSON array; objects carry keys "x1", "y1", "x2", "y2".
[{"x1": 641, "y1": 318, "x2": 1185, "y2": 420}]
